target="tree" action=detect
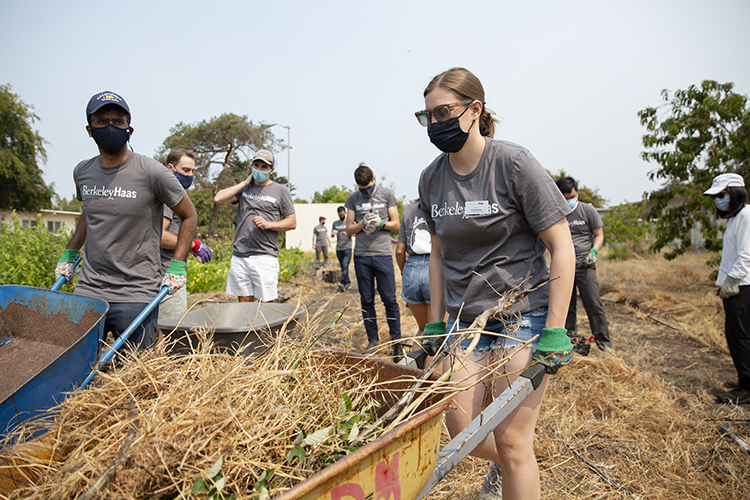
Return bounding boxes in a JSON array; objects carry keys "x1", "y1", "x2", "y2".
[
  {"x1": 156, "y1": 114, "x2": 278, "y2": 235},
  {"x1": 548, "y1": 170, "x2": 608, "y2": 208},
  {"x1": 0, "y1": 84, "x2": 55, "y2": 211},
  {"x1": 638, "y1": 80, "x2": 750, "y2": 259},
  {"x1": 310, "y1": 185, "x2": 352, "y2": 203}
]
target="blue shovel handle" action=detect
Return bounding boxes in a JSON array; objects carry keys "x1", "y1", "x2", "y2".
[
  {"x1": 51, "y1": 255, "x2": 82, "y2": 291},
  {"x1": 79, "y1": 286, "x2": 169, "y2": 389}
]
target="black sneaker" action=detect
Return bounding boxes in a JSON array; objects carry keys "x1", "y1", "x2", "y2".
[
  {"x1": 479, "y1": 462, "x2": 502, "y2": 499},
  {"x1": 716, "y1": 387, "x2": 750, "y2": 405},
  {"x1": 724, "y1": 380, "x2": 740, "y2": 390},
  {"x1": 362, "y1": 340, "x2": 379, "y2": 355}
]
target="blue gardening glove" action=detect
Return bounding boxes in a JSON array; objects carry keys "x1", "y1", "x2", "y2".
[
  {"x1": 162, "y1": 259, "x2": 187, "y2": 295},
  {"x1": 191, "y1": 239, "x2": 213, "y2": 263},
  {"x1": 532, "y1": 328, "x2": 574, "y2": 375},
  {"x1": 719, "y1": 276, "x2": 741, "y2": 299},
  {"x1": 584, "y1": 248, "x2": 598, "y2": 266},
  {"x1": 54, "y1": 249, "x2": 78, "y2": 284},
  {"x1": 421, "y1": 321, "x2": 446, "y2": 356}
]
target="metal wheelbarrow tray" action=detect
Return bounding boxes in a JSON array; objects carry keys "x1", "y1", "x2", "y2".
[
  {"x1": 0, "y1": 285, "x2": 109, "y2": 434},
  {"x1": 274, "y1": 351, "x2": 453, "y2": 500},
  {"x1": 158, "y1": 301, "x2": 306, "y2": 356}
]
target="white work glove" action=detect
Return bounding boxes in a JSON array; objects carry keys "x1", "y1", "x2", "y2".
[
  {"x1": 719, "y1": 276, "x2": 741, "y2": 299},
  {"x1": 363, "y1": 212, "x2": 383, "y2": 234}
]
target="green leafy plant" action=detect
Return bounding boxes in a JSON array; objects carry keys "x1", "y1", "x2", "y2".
[
  {"x1": 601, "y1": 202, "x2": 654, "y2": 260},
  {"x1": 0, "y1": 212, "x2": 71, "y2": 288},
  {"x1": 286, "y1": 394, "x2": 381, "y2": 469},
  {"x1": 186, "y1": 457, "x2": 236, "y2": 500}
]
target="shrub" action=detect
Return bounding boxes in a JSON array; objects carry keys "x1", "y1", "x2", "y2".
[
  {"x1": 602, "y1": 202, "x2": 654, "y2": 260},
  {"x1": 0, "y1": 212, "x2": 71, "y2": 288}
]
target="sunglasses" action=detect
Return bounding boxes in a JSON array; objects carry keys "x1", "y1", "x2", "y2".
[{"x1": 414, "y1": 100, "x2": 473, "y2": 127}]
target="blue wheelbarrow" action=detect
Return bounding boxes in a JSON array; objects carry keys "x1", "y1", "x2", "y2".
[{"x1": 0, "y1": 285, "x2": 109, "y2": 434}]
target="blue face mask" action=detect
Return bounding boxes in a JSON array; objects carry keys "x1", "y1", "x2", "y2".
[
  {"x1": 427, "y1": 105, "x2": 474, "y2": 153},
  {"x1": 90, "y1": 124, "x2": 130, "y2": 154},
  {"x1": 715, "y1": 195, "x2": 731, "y2": 211},
  {"x1": 174, "y1": 171, "x2": 193, "y2": 189},
  {"x1": 567, "y1": 197, "x2": 578, "y2": 210},
  {"x1": 359, "y1": 184, "x2": 375, "y2": 197},
  {"x1": 252, "y1": 168, "x2": 270, "y2": 183}
]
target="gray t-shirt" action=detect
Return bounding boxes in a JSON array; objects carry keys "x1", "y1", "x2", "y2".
[
  {"x1": 566, "y1": 201, "x2": 602, "y2": 265},
  {"x1": 160, "y1": 205, "x2": 181, "y2": 270},
  {"x1": 232, "y1": 181, "x2": 294, "y2": 258},
  {"x1": 418, "y1": 137, "x2": 571, "y2": 322},
  {"x1": 398, "y1": 201, "x2": 432, "y2": 256},
  {"x1": 345, "y1": 186, "x2": 397, "y2": 256},
  {"x1": 331, "y1": 219, "x2": 352, "y2": 251},
  {"x1": 313, "y1": 224, "x2": 329, "y2": 248},
  {"x1": 74, "y1": 152, "x2": 186, "y2": 303}
]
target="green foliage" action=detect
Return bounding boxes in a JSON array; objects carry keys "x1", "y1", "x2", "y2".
[
  {"x1": 186, "y1": 241, "x2": 304, "y2": 293},
  {"x1": 601, "y1": 202, "x2": 653, "y2": 260},
  {"x1": 51, "y1": 194, "x2": 83, "y2": 212},
  {"x1": 286, "y1": 394, "x2": 381, "y2": 470},
  {"x1": 639, "y1": 80, "x2": 749, "y2": 259},
  {"x1": 157, "y1": 113, "x2": 273, "y2": 236},
  {"x1": 310, "y1": 185, "x2": 352, "y2": 203},
  {"x1": 0, "y1": 84, "x2": 55, "y2": 211},
  {"x1": 0, "y1": 212, "x2": 71, "y2": 288},
  {"x1": 548, "y1": 170, "x2": 608, "y2": 208},
  {"x1": 185, "y1": 457, "x2": 237, "y2": 500}
]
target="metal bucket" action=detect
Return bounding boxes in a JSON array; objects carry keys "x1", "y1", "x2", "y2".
[{"x1": 157, "y1": 301, "x2": 306, "y2": 356}]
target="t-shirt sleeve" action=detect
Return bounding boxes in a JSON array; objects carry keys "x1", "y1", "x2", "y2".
[
  {"x1": 152, "y1": 163, "x2": 186, "y2": 209},
  {"x1": 510, "y1": 150, "x2": 571, "y2": 233},
  {"x1": 588, "y1": 204, "x2": 603, "y2": 230},
  {"x1": 280, "y1": 187, "x2": 295, "y2": 217}
]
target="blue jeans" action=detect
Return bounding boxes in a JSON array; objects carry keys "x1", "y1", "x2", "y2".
[
  {"x1": 401, "y1": 254, "x2": 430, "y2": 304},
  {"x1": 446, "y1": 307, "x2": 547, "y2": 352},
  {"x1": 337, "y1": 248, "x2": 352, "y2": 286},
  {"x1": 353, "y1": 254, "x2": 401, "y2": 343},
  {"x1": 104, "y1": 302, "x2": 158, "y2": 350}
]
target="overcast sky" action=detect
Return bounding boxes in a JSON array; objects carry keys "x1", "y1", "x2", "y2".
[{"x1": 2, "y1": 0, "x2": 749, "y2": 207}]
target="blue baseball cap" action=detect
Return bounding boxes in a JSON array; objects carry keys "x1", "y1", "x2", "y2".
[{"x1": 86, "y1": 91, "x2": 130, "y2": 118}]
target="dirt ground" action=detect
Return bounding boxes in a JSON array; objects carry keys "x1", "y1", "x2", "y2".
[{"x1": 189, "y1": 257, "x2": 750, "y2": 499}]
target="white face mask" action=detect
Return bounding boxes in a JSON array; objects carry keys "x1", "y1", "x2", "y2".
[{"x1": 715, "y1": 195, "x2": 731, "y2": 211}]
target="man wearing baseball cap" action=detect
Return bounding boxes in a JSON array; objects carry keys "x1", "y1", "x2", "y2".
[
  {"x1": 55, "y1": 91, "x2": 198, "y2": 350},
  {"x1": 214, "y1": 149, "x2": 296, "y2": 302}
]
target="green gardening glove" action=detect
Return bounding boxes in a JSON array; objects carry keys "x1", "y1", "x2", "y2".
[
  {"x1": 421, "y1": 321, "x2": 446, "y2": 356},
  {"x1": 584, "y1": 248, "x2": 598, "y2": 266},
  {"x1": 162, "y1": 259, "x2": 187, "y2": 295},
  {"x1": 532, "y1": 328, "x2": 574, "y2": 375},
  {"x1": 55, "y1": 249, "x2": 79, "y2": 284}
]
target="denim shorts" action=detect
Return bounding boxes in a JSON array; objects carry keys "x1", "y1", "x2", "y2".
[
  {"x1": 445, "y1": 307, "x2": 547, "y2": 352},
  {"x1": 401, "y1": 254, "x2": 430, "y2": 304}
]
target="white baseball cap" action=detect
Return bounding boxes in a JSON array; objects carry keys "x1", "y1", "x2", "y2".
[{"x1": 704, "y1": 173, "x2": 745, "y2": 196}]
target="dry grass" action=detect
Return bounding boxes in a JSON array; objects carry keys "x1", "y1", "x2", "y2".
[{"x1": 1, "y1": 253, "x2": 749, "y2": 499}]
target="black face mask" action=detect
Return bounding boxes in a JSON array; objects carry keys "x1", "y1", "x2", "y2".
[
  {"x1": 174, "y1": 171, "x2": 193, "y2": 189},
  {"x1": 90, "y1": 124, "x2": 131, "y2": 154},
  {"x1": 339, "y1": 215, "x2": 345, "y2": 221},
  {"x1": 427, "y1": 105, "x2": 474, "y2": 153}
]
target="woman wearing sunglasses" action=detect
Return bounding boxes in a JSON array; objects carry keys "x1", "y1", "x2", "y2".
[{"x1": 416, "y1": 67, "x2": 576, "y2": 500}]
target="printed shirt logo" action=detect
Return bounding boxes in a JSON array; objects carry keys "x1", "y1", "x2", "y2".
[
  {"x1": 356, "y1": 202, "x2": 386, "y2": 212},
  {"x1": 81, "y1": 184, "x2": 138, "y2": 200},
  {"x1": 431, "y1": 200, "x2": 499, "y2": 219},
  {"x1": 568, "y1": 219, "x2": 587, "y2": 226},
  {"x1": 242, "y1": 191, "x2": 278, "y2": 204}
]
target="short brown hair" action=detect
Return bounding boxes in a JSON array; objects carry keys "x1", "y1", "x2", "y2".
[
  {"x1": 166, "y1": 148, "x2": 196, "y2": 166},
  {"x1": 423, "y1": 67, "x2": 498, "y2": 138}
]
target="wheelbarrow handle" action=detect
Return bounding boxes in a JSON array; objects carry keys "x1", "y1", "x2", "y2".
[
  {"x1": 79, "y1": 286, "x2": 169, "y2": 389},
  {"x1": 51, "y1": 256, "x2": 82, "y2": 291}
]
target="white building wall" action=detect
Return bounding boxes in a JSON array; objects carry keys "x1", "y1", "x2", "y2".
[{"x1": 286, "y1": 203, "x2": 353, "y2": 252}]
